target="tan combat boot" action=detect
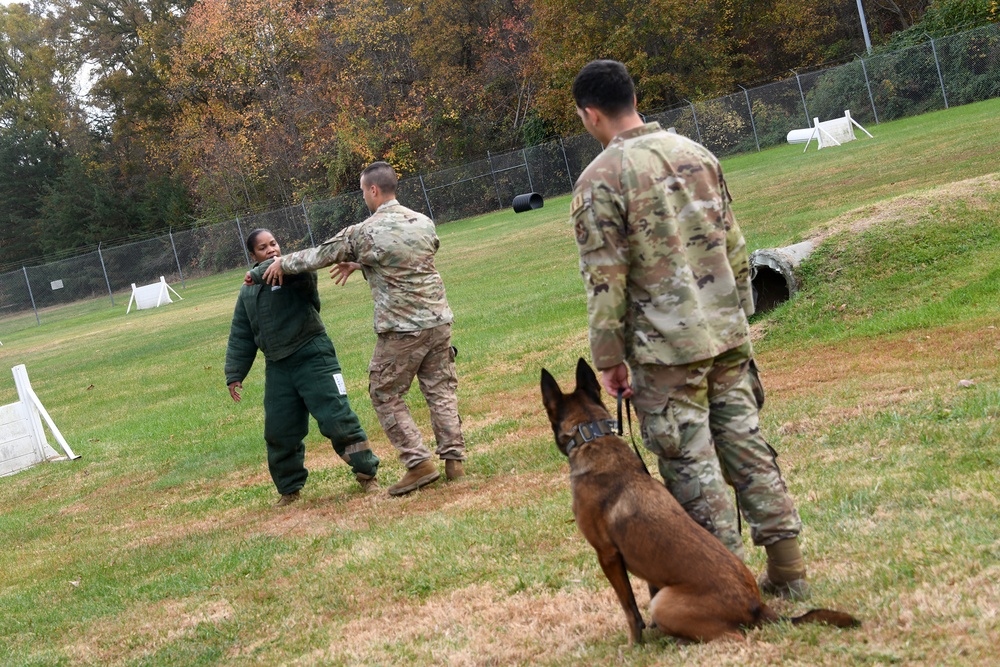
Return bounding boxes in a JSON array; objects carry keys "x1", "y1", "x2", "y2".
[
  {"x1": 356, "y1": 473, "x2": 379, "y2": 494},
  {"x1": 758, "y1": 537, "x2": 810, "y2": 600},
  {"x1": 387, "y1": 459, "x2": 440, "y2": 496},
  {"x1": 445, "y1": 459, "x2": 465, "y2": 480},
  {"x1": 274, "y1": 490, "x2": 301, "y2": 507}
]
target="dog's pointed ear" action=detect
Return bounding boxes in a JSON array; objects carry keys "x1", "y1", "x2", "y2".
[
  {"x1": 540, "y1": 368, "x2": 563, "y2": 422},
  {"x1": 575, "y1": 358, "x2": 603, "y2": 405}
]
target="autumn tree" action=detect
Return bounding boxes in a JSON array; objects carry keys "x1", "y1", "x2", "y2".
[
  {"x1": 529, "y1": 0, "x2": 737, "y2": 134},
  {"x1": 164, "y1": 0, "x2": 317, "y2": 214},
  {"x1": 0, "y1": 3, "x2": 88, "y2": 265}
]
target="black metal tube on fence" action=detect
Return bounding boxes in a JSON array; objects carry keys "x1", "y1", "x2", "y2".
[
  {"x1": 23, "y1": 267, "x2": 39, "y2": 326},
  {"x1": 522, "y1": 149, "x2": 535, "y2": 193},
  {"x1": 97, "y1": 243, "x2": 115, "y2": 307},
  {"x1": 301, "y1": 201, "x2": 315, "y2": 247},
  {"x1": 169, "y1": 230, "x2": 186, "y2": 289},
  {"x1": 419, "y1": 175, "x2": 434, "y2": 221},
  {"x1": 486, "y1": 151, "x2": 504, "y2": 208},
  {"x1": 684, "y1": 99, "x2": 703, "y2": 144},
  {"x1": 792, "y1": 70, "x2": 811, "y2": 125},
  {"x1": 927, "y1": 34, "x2": 950, "y2": 109},
  {"x1": 739, "y1": 85, "x2": 760, "y2": 152},
  {"x1": 235, "y1": 216, "x2": 251, "y2": 267},
  {"x1": 559, "y1": 136, "x2": 575, "y2": 189},
  {"x1": 858, "y1": 55, "x2": 881, "y2": 124}
]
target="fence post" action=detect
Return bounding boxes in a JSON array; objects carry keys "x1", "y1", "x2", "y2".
[
  {"x1": 419, "y1": 175, "x2": 435, "y2": 221},
  {"x1": 486, "y1": 151, "x2": 504, "y2": 208},
  {"x1": 858, "y1": 55, "x2": 880, "y2": 124},
  {"x1": 791, "y1": 70, "x2": 810, "y2": 125},
  {"x1": 23, "y1": 267, "x2": 40, "y2": 326},
  {"x1": 97, "y1": 242, "x2": 115, "y2": 307},
  {"x1": 684, "y1": 99, "x2": 703, "y2": 143},
  {"x1": 168, "y1": 229, "x2": 186, "y2": 289},
  {"x1": 926, "y1": 34, "x2": 950, "y2": 109},
  {"x1": 301, "y1": 200, "x2": 315, "y2": 247},
  {"x1": 522, "y1": 148, "x2": 535, "y2": 193},
  {"x1": 558, "y1": 136, "x2": 575, "y2": 190},
  {"x1": 235, "y1": 215, "x2": 251, "y2": 267},
  {"x1": 738, "y1": 85, "x2": 760, "y2": 152}
]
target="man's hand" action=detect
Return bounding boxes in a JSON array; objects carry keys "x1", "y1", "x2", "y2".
[
  {"x1": 228, "y1": 381, "x2": 243, "y2": 402},
  {"x1": 600, "y1": 363, "x2": 633, "y2": 399},
  {"x1": 243, "y1": 272, "x2": 253, "y2": 286},
  {"x1": 330, "y1": 261, "x2": 362, "y2": 286},
  {"x1": 261, "y1": 257, "x2": 284, "y2": 286}
]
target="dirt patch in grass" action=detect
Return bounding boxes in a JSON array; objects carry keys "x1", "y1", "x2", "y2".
[
  {"x1": 299, "y1": 581, "x2": 650, "y2": 665},
  {"x1": 805, "y1": 173, "x2": 1000, "y2": 248},
  {"x1": 759, "y1": 319, "x2": 1000, "y2": 407},
  {"x1": 66, "y1": 597, "x2": 236, "y2": 665}
]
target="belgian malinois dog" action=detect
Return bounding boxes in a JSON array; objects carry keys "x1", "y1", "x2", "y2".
[{"x1": 540, "y1": 359, "x2": 859, "y2": 643}]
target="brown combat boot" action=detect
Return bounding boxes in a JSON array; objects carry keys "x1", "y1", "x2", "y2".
[
  {"x1": 387, "y1": 459, "x2": 440, "y2": 496},
  {"x1": 274, "y1": 490, "x2": 301, "y2": 507},
  {"x1": 356, "y1": 473, "x2": 379, "y2": 494},
  {"x1": 445, "y1": 459, "x2": 465, "y2": 480},
  {"x1": 758, "y1": 537, "x2": 810, "y2": 600}
]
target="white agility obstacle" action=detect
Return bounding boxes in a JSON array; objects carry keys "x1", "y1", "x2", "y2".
[
  {"x1": 126, "y1": 276, "x2": 183, "y2": 314},
  {"x1": 787, "y1": 110, "x2": 873, "y2": 152},
  {"x1": 1, "y1": 365, "x2": 79, "y2": 477}
]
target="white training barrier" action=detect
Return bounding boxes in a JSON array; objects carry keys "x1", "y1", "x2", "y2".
[
  {"x1": 126, "y1": 276, "x2": 183, "y2": 314},
  {"x1": 1, "y1": 365, "x2": 79, "y2": 477},
  {"x1": 787, "y1": 110, "x2": 873, "y2": 152}
]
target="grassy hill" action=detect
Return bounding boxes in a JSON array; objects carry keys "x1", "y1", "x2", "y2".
[{"x1": 1, "y1": 98, "x2": 999, "y2": 666}]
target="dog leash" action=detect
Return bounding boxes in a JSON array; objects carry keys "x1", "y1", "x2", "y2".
[
  {"x1": 617, "y1": 390, "x2": 651, "y2": 476},
  {"x1": 616, "y1": 388, "x2": 743, "y2": 535}
]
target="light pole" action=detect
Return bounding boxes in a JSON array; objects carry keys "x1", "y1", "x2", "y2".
[{"x1": 856, "y1": 0, "x2": 873, "y2": 53}]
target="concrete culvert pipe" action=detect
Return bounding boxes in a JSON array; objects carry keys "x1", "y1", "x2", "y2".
[
  {"x1": 749, "y1": 241, "x2": 814, "y2": 314},
  {"x1": 512, "y1": 192, "x2": 544, "y2": 213}
]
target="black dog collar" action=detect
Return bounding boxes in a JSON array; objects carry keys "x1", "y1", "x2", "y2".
[{"x1": 564, "y1": 419, "x2": 618, "y2": 455}]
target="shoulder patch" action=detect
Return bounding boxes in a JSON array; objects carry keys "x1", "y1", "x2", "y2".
[{"x1": 570, "y1": 187, "x2": 604, "y2": 254}]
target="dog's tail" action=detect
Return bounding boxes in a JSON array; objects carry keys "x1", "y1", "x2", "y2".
[{"x1": 788, "y1": 608, "x2": 861, "y2": 628}]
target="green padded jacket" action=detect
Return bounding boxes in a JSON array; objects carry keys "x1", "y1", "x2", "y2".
[{"x1": 224, "y1": 259, "x2": 327, "y2": 385}]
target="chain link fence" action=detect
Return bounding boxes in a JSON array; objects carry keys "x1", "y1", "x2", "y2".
[{"x1": 3, "y1": 22, "x2": 999, "y2": 337}]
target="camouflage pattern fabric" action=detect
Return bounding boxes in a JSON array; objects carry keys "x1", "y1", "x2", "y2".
[
  {"x1": 631, "y1": 342, "x2": 801, "y2": 556},
  {"x1": 570, "y1": 122, "x2": 754, "y2": 370},
  {"x1": 572, "y1": 122, "x2": 800, "y2": 557},
  {"x1": 368, "y1": 323, "x2": 465, "y2": 467},
  {"x1": 279, "y1": 199, "x2": 453, "y2": 334}
]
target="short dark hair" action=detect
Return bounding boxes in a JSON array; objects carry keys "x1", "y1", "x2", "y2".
[
  {"x1": 245, "y1": 228, "x2": 272, "y2": 253},
  {"x1": 572, "y1": 60, "x2": 636, "y2": 117},
  {"x1": 360, "y1": 161, "x2": 398, "y2": 194}
]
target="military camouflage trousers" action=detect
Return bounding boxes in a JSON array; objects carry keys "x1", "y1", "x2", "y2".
[
  {"x1": 368, "y1": 323, "x2": 465, "y2": 469},
  {"x1": 630, "y1": 342, "x2": 801, "y2": 559}
]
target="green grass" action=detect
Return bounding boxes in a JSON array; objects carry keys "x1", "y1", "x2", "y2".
[{"x1": 1, "y1": 97, "x2": 999, "y2": 665}]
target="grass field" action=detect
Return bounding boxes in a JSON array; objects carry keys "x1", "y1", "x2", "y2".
[{"x1": 2, "y1": 98, "x2": 999, "y2": 666}]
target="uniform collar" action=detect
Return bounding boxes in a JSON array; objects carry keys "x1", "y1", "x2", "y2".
[
  {"x1": 375, "y1": 199, "x2": 400, "y2": 213},
  {"x1": 612, "y1": 121, "x2": 664, "y2": 144}
]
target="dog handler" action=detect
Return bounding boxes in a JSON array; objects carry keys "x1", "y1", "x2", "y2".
[
  {"x1": 261, "y1": 162, "x2": 466, "y2": 497},
  {"x1": 226, "y1": 229, "x2": 380, "y2": 505},
  {"x1": 569, "y1": 59, "x2": 807, "y2": 598}
]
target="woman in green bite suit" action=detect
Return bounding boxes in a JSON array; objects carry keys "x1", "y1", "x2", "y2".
[{"x1": 225, "y1": 229, "x2": 380, "y2": 506}]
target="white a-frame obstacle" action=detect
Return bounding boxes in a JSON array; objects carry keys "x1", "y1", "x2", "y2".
[
  {"x1": 1, "y1": 365, "x2": 79, "y2": 477},
  {"x1": 126, "y1": 276, "x2": 183, "y2": 314}
]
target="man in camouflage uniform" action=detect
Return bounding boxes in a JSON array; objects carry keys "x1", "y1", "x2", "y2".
[
  {"x1": 262, "y1": 162, "x2": 465, "y2": 497},
  {"x1": 569, "y1": 60, "x2": 807, "y2": 598}
]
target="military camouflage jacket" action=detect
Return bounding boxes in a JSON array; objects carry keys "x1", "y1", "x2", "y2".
[
  {"x1": 279, "y1": 199, "x2": 454, "y2": 334},
  {"x1": 571, "y1": 122, "x2": 754, "y2": 370}
]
